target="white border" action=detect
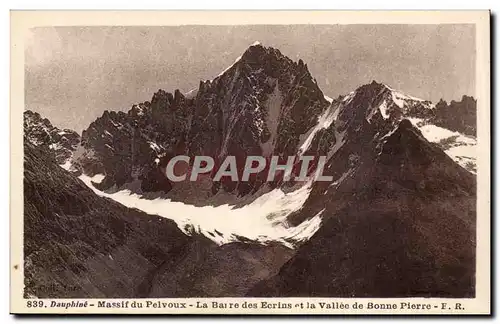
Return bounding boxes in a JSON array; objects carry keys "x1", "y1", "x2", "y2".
[{"x1": 4, "y1": 4, "x2": 494, "y2": 322}]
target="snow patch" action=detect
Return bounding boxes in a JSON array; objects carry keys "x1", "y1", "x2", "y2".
[
  {"x1": 385, "y1": 84, "x2": 425, "y2": 102},
  {"x1": 391, "y1": 91, "x2": 406, "y2": 109},
  {"x1": 110, "y1": 120, "x2": 122, "y2": 128},
  {"x1": 408, "y1": 118, "x2": 476, "y2": 173},
  {"x1": 385, "y1": 85, "x2": 434, "y2": 110},
  {"x1": 331, "y1": 104, "x2": 341, "y2": 121},
  {"x1": 89, "y1": 173, "x2": 105, "y2": 184},
  {"x1": 79, "y1": 175, "x2": 322, "y2": 248},
  {"x1": 378, "y1": 99, "x2": 390, "y2": 119},
  {"x1": 184, "y1": 88, "x2": 199, "y2": 99},
  {"x1": 260, "y1": 81, "x2": 283, "y2": 156},
  {"x1": 48, "y1": 143, "x2": 62, "y2": 150},
  {"x1": 329, "y1": 168, "x2": 353, "y2": 188},
  {"x1": 366, "y1": 99, "x2": 390, "y2": 121},
  {"x1": 134, "y1": 106, "x2": 145, "y2": 116},
  {"x1": 409, "y1": 119, "x2": 475, "y2": 145},
  {"x1": 217, "y1": 55, "x2": 242, "y2": 77},
  {"x1": 285, "y1": 209, "x2": 324, "y2": 243},
  {"x1": 421, "y1": 124, "x2": 474, "y2": 144},
  {"x1": 298, "y1": 104, "x2": 337, "y2": 154},
  {"x1": 59, "y1": 160, "x2": 72, "y2": 171},
  {"x1": 149, "y1": 141, "x2": 161, "y2": 152},
  {"x1": 342, "y1": 91, "x2": 355, "y2": 104}
]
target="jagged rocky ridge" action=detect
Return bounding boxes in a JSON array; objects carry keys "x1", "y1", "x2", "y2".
[
  {"x1": 23, "y1": 43, "x2": 477, "y2": 297},
  {"x1": 73, "y1": 43, "x2": 331, "y2": 197},
  {"x1": 70, "y1": 45, "x2": 476, "y2": 203},
  {"x1": 432, "y1": 95, "x2": 477, "y2": 136},
  {"x1": 248, "y1": 83, "x2": 476, "y2": 297},
  {"x1": 24, "y1": 110, "x2": 80, "y2": 165}
]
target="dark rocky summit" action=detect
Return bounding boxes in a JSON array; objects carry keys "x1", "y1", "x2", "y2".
[
  {"x1": 248, "y1": 84, "x2": 476, "y2": 297},
  {"x1": 431, "y1": 95, "x2": 477, "y2": 136},
  {"x1": 74, "y1": 43, "x2": 331, "y2": 197},
  {"x1": 24, "y1": 110, "x2": 80, "y2": 165}
]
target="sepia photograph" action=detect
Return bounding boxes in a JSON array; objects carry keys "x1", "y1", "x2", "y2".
[{"x1": 10, "y1": 10, "x2": 491, "y2": 315}]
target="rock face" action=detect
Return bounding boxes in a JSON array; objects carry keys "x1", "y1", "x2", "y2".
[
  {"x1": 432, "y1": 95, "x2": 477, "y2": 136},
  {"x1": 75, "y1": 43, "x2": 330, "y2": 197},
  {"x1": 248, "y1": 83, "x2": 476, "y2": 298},
  {"x1": 24, "y1": 110, "x2": 80, "y2": 165},
  {"x1": 24, "y1": 140, "x2": 293, "y2": 298}
]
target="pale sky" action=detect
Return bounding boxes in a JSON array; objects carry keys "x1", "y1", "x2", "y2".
[{"x1": 25, "y1": 25, "x2": 476, "y2": 132}]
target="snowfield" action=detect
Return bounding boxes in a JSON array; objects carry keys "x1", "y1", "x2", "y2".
[
  {"x1": 77, "y1": 173, "x2": 322, "y2": 248},
  {"x1": 298, "y1": 103, "x2": 337, "y2": 155},
  {"x1": 409, "y1": 118, "x2": 476, "y2": 173}
]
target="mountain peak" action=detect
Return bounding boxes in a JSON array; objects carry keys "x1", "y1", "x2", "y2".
[
  {"x1": 208, "y1": 43, "x2": 316, "y2": 90},
  {"x1": 371, "y1": 79, "x2": 386, "y2": 86},
  {"x1": 351, "y1": 81, "x2": 433, "y2": 110},
  {"x1": 360, "y1": 80, "x2": 398, "y2": 93},
  {"x1": 240, "y1": 42, "x2": 269, "y2": 60},
  {"x1": 212, "y1": 42, "x2": 268, "y2": 78},
  {"x1": 24, "y1": 110, "x2": 81, "y2": 165}
]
